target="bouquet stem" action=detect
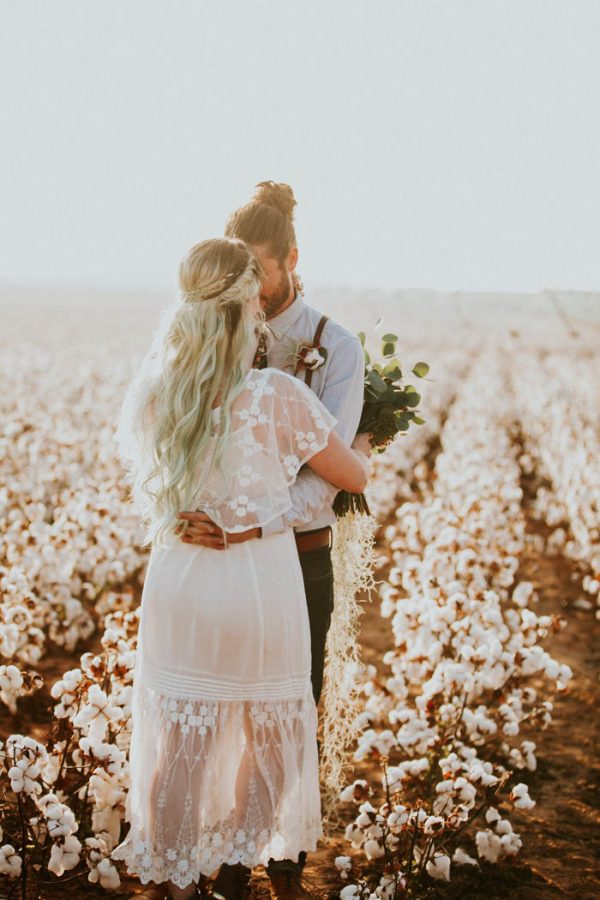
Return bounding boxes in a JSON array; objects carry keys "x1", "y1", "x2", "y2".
[{"x1": 333, "y1": 490, "x2": 372, "y2": 517}]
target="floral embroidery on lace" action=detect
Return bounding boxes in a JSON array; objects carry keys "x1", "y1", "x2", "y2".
[
  {"x1": 227, "y1": 494, "x2": 259, "y2": 518},
  {"x1": 112, "y1": 818, "x2": 323, "y2": 888},
  {"x1": 159, "y1": 697, "x2": 219, "y2": 735},
  {"x1": 239, "y1": 464, "x2": 263, "y2": 488},
  {"x1": 295, "y1": 429, "x2": 326, "y2": 452}
]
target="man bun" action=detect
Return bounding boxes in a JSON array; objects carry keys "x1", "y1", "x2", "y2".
[
  {"x1": 225, "y1": 181, "x2": 298, "y2": 262},
  {"x1": 253, "y1": 181, "x2": 297, "y2": 220}
]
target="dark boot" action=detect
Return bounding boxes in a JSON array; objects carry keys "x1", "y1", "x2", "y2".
[
  {"x1": 266, "y1": 858, "x2": 311, "y2": 899},
  {"x1": 209, "y1": 862, "x2": 252, "y2": 899}
]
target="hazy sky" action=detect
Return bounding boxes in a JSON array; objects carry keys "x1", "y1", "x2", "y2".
[{"x1": 1, "y1": 0, "x2": 599, "y2": 293}]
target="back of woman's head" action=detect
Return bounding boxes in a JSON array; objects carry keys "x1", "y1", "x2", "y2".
[
  {"x1": 225, "y1": 181, "x2": 297, "y2": 262},
  {"x1": 139, "y1": 237, "x2": 265, "y2": 544}
]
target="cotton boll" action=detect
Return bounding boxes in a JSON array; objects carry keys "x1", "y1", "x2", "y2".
[
  {"x1": 387, "y1": 806, "x2": 409, "y2": 829},
  {"x1": 364, "y1": 839, "x2": 385, "y2": 859},
  {"x1": 502, "y1": 721, "x2": 520, "y2": 736},
  {"x1": 485, "y1": 807, "x2": 500, "y2": 826},
  {"x1": 47, "y1": 834, "x2": 82, "y2": 875},
  {"x1": 0, "y1": 844, "x2": 22, "y2": 877},
  {"x1": 37, "y1": 794, "x2": 78, "y2": 839},
  {"x1": 500, "y1": 830, "x2": 523, "y2": 855},
  {"x1": 510, "y1": 783, "x2": 535, "y2": 810},
  {"x1": 455, "y1": 778, "x2": 477, "y2": 805},
  {"x1": 557, "y1": 664, "x2": 573, "y2": 690},
  {"x1": 0, "y1": 664, "x2": 24, "y2": 690},
  {"x1": 335, "y1": 856, "x2": 353, "y2": 880},
  {"x1": 475, "y1": 829, "x2": 503, "y2": 863},
  {"x1": 468, "y1": 763, "x2": 498, "y2": 787},
  {"x1": 344, "y1": 824, "x2": 364, "y2": 847},
  {"x1": 73, "y1": 685, "x2": 122, "y2": 740},
  {"x1": 452, "y1": 846, "x2": 478, "y2": 866},
  {"x1": 0, "y1": 624, "x2": 20, "y2": 657},
  {"x1": 98, "y1": 858, "x2": 122, "y2": 889},
  {"x1": 435, "y1": 779, "x2": 454, "y2": 795},
  {"x1": 512, "y1": 582, "x2": 535, "y2": 608},
  {"x1": 377, "y1": 872, "x2": 404, "y2": 898},
  {"x1": 426, "y1": 853, "x2": 451, "y2": 881},
  {"x1": 423, "y1": 815, "x2": 445, "y2": 835},
  {"x1": 339, "y1": 780, "x2": 371, "y2": 803}
]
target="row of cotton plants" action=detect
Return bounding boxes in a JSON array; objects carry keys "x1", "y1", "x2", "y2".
[
  {"x1": 365, "y1": 347, "x2": 470, "y2": 519},
  {"x1": 335, "y1": 356, "x2": 572, "y2": 898},
  {"x1": 506, "y1": 347, "x2": 600, "y2": 614},
  {"x1": 0, "y1": 343, "x2": 148, "y2": 712},
  {"x1": 0, "y1": 589, "x2": 139, "y2": 893}
]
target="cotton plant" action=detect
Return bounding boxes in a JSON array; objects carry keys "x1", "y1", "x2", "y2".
[
  {"x1": 336, "y1": 361, "x2": 570, "y2": 895},
  {"x1": 0, "y1": 605, "x2": 140, "y2": 893}
]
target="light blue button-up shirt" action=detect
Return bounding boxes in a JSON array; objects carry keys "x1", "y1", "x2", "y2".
[{"x1": 261, "y1": 291, "x2": 365, "y2": 536}]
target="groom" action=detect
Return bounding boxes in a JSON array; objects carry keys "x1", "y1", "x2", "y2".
[{"x1": 177, "y1": 182, "x2": 365, "y2": 900}]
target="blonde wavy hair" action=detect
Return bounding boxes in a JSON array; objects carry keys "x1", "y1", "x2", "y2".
[{"x1": 131, "y1": 237, "x2": 267, "y2": 546}]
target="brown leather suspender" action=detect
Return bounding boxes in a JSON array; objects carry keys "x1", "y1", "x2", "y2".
[{"x1": 303, "y1": 314, "x2": 329, "y2": 389}]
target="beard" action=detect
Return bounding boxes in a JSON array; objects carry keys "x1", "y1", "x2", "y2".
[{"x1": 261, "y1": 266, "x2": 293, "y2": 319}]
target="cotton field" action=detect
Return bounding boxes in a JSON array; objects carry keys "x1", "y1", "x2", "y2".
[{"x1": 0, "y1": 289, "x2": 598, "y2": 898}]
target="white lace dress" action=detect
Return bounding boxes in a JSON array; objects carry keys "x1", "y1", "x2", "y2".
[{"x1": 111, "y1": 367, "x2": 337, "y2": 889}]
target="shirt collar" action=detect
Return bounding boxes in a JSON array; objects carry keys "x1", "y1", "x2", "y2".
[{"x1": 267, "y1": 291, "x2": 306, "y2": 339}]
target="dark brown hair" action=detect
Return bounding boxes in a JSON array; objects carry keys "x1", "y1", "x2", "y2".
[{"x1": 225, "y1": 181, "x2": 297, "y2": 263}]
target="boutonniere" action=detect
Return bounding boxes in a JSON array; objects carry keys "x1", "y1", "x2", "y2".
[{"x1": 285, "y1": 336, "x2": 328, "y2": 374}]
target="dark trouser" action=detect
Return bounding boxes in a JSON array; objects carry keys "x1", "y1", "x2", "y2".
[{"x1": 266, "y1": 541, "x2": 335, "y2": 878}]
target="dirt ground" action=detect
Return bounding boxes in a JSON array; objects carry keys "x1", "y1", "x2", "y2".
[{"x1": 1, "y1": 501, "x2": 599, "y2": 899}]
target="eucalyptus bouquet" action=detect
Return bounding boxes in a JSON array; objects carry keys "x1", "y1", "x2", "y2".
[{"x1": 333, "y1": 331, "x2": 429, "y2": 516}]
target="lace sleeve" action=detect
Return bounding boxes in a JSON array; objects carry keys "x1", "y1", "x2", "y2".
[
  {"x1": 190, "y1": 369, "x2": 337, "y2": 536},
  {"x1": 267, "y1": 370, "x2": 338, "y2": 483}
]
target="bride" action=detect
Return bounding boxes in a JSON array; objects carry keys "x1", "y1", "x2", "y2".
[{"x1": 110, "y1": 236, "x2": 370, "y2": 899}]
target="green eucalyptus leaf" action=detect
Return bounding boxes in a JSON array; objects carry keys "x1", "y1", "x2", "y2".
[
  {"x1": 412, "y1": 361, "x2": 430, "y2": 378},
  {"x1": 383, "y1": 363, "x2": 402, "y2": 381},
  {"x1": 357, "y1": 331, "x2": 366, "y2": 346},
  {"x1": 382, "y1": 342, "x2": 396, "y2": 357},
  {"x1": 413, "y1": 416, "x2": 426, "y2": 425},
  {"x1": 369, "y1": 371, "x2": 388, "y2": 395}
]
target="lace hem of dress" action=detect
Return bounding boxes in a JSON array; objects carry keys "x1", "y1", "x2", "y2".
[
  {"x1": 111, "y1": 686, "x2": 323, "y2": 888},
  {"x1": 110, "y1": 819, "x2": 324, "y2": 888}
]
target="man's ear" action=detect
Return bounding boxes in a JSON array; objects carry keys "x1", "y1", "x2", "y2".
[{"x1": 287, "y1": 246, "x2": 299, "y2": 272}]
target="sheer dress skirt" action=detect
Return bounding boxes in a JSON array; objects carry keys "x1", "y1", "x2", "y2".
[{"x1": 110, "y1": 529, "x2": 322, "y2": 889}]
